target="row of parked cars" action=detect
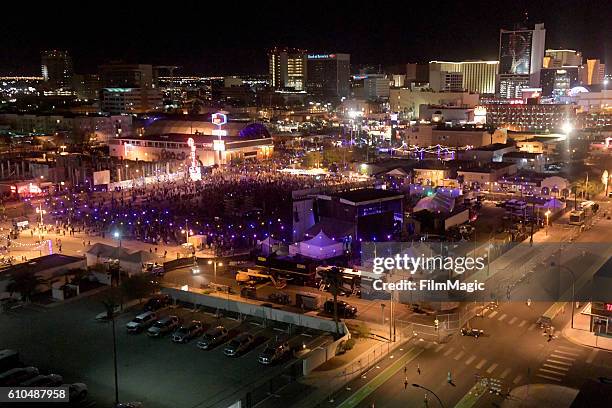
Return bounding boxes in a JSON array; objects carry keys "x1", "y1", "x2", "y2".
[
  {"x1": 0, "y1": 349, "x2": 88, "y2": 402},
  {"x1": 122, "y1": 296, "x2": 292, "y2": 365}
]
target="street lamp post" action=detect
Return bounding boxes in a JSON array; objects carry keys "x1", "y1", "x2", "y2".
[
  {"x1": 552, "y1": 262, "x2": 576, "y2": 329},
  {"x1": 35, "y1": 204, "x2": 47, "y2": 256},
  {"x1": 412, "y1": 384, "x2": 445, "y2": 408},
  {"x1": 545, "y1": 210, "x2": 551, "y2": 236},
  {"x1": 208, "y1": 260, "x2": 223, "y2": 284},
  {"x1": 113, "y1": 231, "x2": 122, "y2": 248}
]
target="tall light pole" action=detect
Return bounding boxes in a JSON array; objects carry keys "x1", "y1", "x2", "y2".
[
  {"x1": 103, "y1": 300, "x2": 120, "y2": 406},
  {"x1": 208, "y1": 260, "x2": 223, "y2": 284},
  {"x1": 113, "y1": 231, "x2": 122, "y2": 248},
  {"x1": 545, "y1": 210, "x2": 551, "y2": 236},
  {"x1": 412, "y1": 384, "x2": 445, "y2": 408},
  {"x1": 181, "y1": 220, "x2": 191, "y2": 245},
  {"x1": 35, "y1": 204, "x2": 46, "y2": 256},
  {"x1": 552, "y1": 262, "x2": 576, "y2": 329}
]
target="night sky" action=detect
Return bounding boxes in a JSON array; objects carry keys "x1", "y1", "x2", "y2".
[{"x1": 1, "y1": 0, "x2": 609, "y2": 76}]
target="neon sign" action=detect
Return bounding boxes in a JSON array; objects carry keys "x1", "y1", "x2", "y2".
[
  {"x1": 211, "y1": 112, "x2": 227, "y2": 126},
  {"x1": 187, "y1": 138, "x2": 201, "y2": 181}
]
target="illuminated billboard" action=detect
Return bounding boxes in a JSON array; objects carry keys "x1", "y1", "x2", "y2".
[{"x1": 499, "y1": 30, "x2": 533, "y2": 75}]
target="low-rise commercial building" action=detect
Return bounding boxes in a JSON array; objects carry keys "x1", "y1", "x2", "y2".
[{"x1": 389, "y1": 89, "x2": 479, "y2": 119}]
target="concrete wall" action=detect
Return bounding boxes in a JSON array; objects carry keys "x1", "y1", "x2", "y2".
[
  {"x1": 161, "y1": 287, "x2": 349, "y2": 335},
  {"x1": 302, "y1": 334, "x2": 349, "y2": 375}
]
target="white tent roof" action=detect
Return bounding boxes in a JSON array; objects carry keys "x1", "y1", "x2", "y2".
[{"x1": 301, "y1": 231, "x2": 338, "y2": 247}]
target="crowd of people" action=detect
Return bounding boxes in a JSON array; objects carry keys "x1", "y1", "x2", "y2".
[{"x1": 43, "y1": 163, "x2": 353, "y2": 254}]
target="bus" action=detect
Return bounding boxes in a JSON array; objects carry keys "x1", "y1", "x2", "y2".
[{"x1": 569, "y1": 210, "x2": 585, "y2": 225}]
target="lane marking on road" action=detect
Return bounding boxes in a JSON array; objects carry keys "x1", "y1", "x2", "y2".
[
  {"x1": 486, "y1": 363, "x2": 498, "y2": 374},
  {"x1": 454, "y1": 351, "x2": 465, "y2": 360},
  {"x1": 508, "y1": 317, "x2": 518, "y2": 325},
  {"x1": 550, "y1": 354, "x2": 575, "y2": 361},
  {"x1": 518, "y1": 320, "x2": 527, "y2": 328},
  {"x1": 539, "y1": 368, "x2": 566, "y2": 376},
  {"x1": 554, "y1": 349, "x2": 580, "y2": 357},
  {"x1": 335, "y1": 347, "x2": 424, "y2": 408},
  {"x1": 556, "y1": 345, "x2": 579, "y2": 352},
  {"x1": 465, "y1": 355, "x2": 476, "y2": 365},
  {"x1": 488, "y1": 311, "x2": 498, "y2": 319},
  {"x1": 498, "y1": 313, "x2": 507, "y2": 322},
  {"x1": 586, "y1": 349, "x2": 598, "y2": 364},
  {"x1": 537, "y1": 374, "x2": 562, "y2": 382},
  {"x1": 528, "y1": 323, "x2": 537, "y2": 331},
  {"x1": 500, "y1": 368, "x2": 511, "y2": 378},
  {"x1": 546, "y1": 359, "x2": 572, "y2": 366},
  {"x1": 444, "y1": 347, "x2": 455, "y2": 357},
  {"x1": 513, "y1": 375, "x2": 523, "y2": 384},
  {"x1": 434, "y1": 344, "x2": 445, "y2": 353},
  {"x1": 543, "y1": 363, "x2": 569, "y2": 372},
  {"x1": 476, "y1": 359, "x2": 487, "y2": 369}
]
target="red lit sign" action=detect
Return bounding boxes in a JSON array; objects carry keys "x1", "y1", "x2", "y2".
[
  {"x1": 211, "y1": 113, "x2": 227, "y2": 126},
  {"x1": 606, "y1": 303, "x2": 612, "y2": 312}
]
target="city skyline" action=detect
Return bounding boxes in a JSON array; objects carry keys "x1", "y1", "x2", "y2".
[{"x1": 0, "y1": 0, "x2": 609, "y2": 76}]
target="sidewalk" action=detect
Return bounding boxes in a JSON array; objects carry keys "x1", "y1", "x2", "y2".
[
  {"x1": 562, "y1": 314, "x2": 612, "y2": 351},
  {"x1": 500, "y1": 384, "x2": 578, "y2": 408}
]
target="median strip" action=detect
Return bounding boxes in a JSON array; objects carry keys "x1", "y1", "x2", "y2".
[{"x1": 336, "y1": 346, "x2": 424, "y2": 408}]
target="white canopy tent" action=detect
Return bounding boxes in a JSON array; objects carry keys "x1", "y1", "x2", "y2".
[{"x1": 289, "y1": 231, "x2": 344, "y2": 260}]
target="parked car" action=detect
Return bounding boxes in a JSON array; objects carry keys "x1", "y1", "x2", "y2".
[
  {"x1": 0, "y1": 366, "x2": 39, "y2": 386},
  {"x1": 224, "y1": 333, "x2": 255, "y2": 357},
  {"x1": 20, "y1": 374, "x2": 63, "y2": 387},
  {"x1": 126, "y1": 311, "x2": 157, "y2": 333},
  {"x1": 143, "y1": 294, "x2": 171, "y2": 311},
  {"x1": 68, "y1": 383, "x2": 88, "y2": 402},
  {"x1": 147, "y1": 315, "x2": 180, "y2": 337},
  {"x1": 0, "y1": 349, "x2": 21, "y2": 373},
  {"x1": 323, "y1": 300, "x2": 357, "y2": 318},
  {"x1": 258, "y1": 340, "x2": 291, "y2": 365},
  {"x1": 95, "y1": 305, "x2": 121, "y2": 321},
  {"x1": 197, "y1": 326, "x2": 229, "y2": 350},
  {"x1": 172, "y1": 321, "x2": 203, "y2": 343}
]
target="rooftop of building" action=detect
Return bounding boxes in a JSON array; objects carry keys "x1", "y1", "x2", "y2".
[
  {"x1": 1, "y1": 254, "x2": 83, "y2": 277},
  {"x1": 332, "y1": 188, "x2": 404, "y2": 204},
  {"x1": 503, "y1": 151, "x2": 543, "y2": 158},
  {"x1": 457, "y1": 162, "x2": 516, "y2": 173},
  {"x1": 472, "y1": 143, "x2": 515, "y2": 151}
]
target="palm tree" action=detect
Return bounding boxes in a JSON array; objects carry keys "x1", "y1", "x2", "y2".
[
  {"x1": 7, "y1": 272, "x2": 47, "y2": 303},
  {"x1": 324, "y1": 267, "x2": 345, "y2": 337}
]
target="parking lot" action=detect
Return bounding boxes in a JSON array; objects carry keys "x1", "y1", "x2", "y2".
[{"x1": 0, "y1": 290, "x2": 329, "y2": 408}]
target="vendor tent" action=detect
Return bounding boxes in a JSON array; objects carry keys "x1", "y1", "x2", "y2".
[{"x1": 289, "y1": 231, "x2": 344, "y2": 260}]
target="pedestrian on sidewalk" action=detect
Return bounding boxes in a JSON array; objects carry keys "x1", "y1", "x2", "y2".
[
  {"x1": 404, "y1": 378, "x2": 408, "y2": 389},
  {"x1": 417, "y1": 364, "x2": 421, "y2": 375}
]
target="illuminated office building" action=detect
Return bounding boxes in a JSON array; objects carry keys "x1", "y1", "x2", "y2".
[
  {"x1": 41, "y1": 50, "x2": 74, "y2": 90},
  {"x1": 497, "y1": 23, "x2": 546, "y2": 98},
  {"x1": 268, "y1": 47, "x2": 307, "y2": 91},
  {"x1": 429, "y1": 61, "x2": 499, "y2": 94},
  {"x1": 583, "y1": 59, "x2": 606, "y2": 85},
  {"x1": 543, "y1": 49, "x2": 583, "y2": 68},
  {"x1": 307, "y1": 53, "x2": 350, "y2": 98}
]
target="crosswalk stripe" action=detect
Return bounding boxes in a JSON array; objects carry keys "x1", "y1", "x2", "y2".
[
  {"x1": 513, "y1": 375, "x2": 523, "y2": 384},
  {"x1": 434, "y1": 344, "x2": 445, "y2": 353},
  {"x1": 454, "y1": 351, "x2": 465, "y2": 360},
  {"x1": 500, "y1": 368, "x2": 511, "y2": 378},
  {"x1": 539, "y1": 368, "x2": 566, "y2": 376},
  {"x1": 550, "y1": 354, "x2": 575, "y2": 361},
  {"x1": 554, "y1": 349, "x2": 580, "y2": 357},
  {"x1": 557, "y1": 345, "x2": 579, "y2": 352},
  {"x1": 528, "y1": 323, "x2": 537, "y2": 331},
  {"x1": 498, "y1": 313, "x2": 507, "y2": 321},
  {"x1": 543, "y1": 364, "x2": 569, "y2": 372},
  {"x1": 476, "y1": 359, "x2": 487, "y2": 369},
  {"x1": 537, "y1": 374, "x2": 562, "y2": 382},
  {"x1": 518, "y1": 320, "x2": 527, "y2": 328},
  {"x1": 508, "y1": 317, "x2": 518, "y2": 325},
  {"x1": 546, "y1": 359, "x2": 572, "y2": 366},
  {"x1": 586, "y1": 349, "x2": 598, "y2": 364},
  {"x1": 488, "y1": 310, "x2": 498, "y2": 319},
  {"x1": 486, "y1": 363, "x2": 498, "y2": 374},
  {"x1": 465, "y1": 355, "x2": 476, "y2": 365},
  {"x1": 444, "y1": 347, "x2": 455, "y2": 357}
]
